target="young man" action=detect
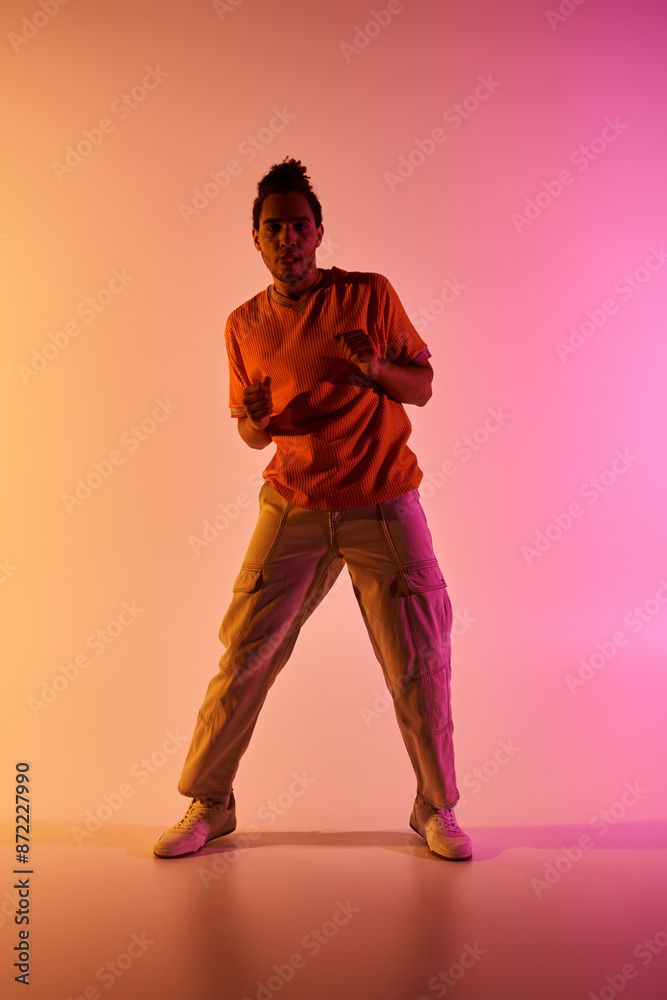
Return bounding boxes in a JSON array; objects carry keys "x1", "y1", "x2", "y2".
[{"x1": 153, "y1": 158, "x2": 472, "y2": 861}]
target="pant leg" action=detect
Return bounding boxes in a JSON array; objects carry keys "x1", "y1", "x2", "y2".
[
  {"x1": 178, "y1": 482, "x2": 344, "y2": 799},
  {"x1": 338, "y1": 489, "x2": 459, "y2": 810}
]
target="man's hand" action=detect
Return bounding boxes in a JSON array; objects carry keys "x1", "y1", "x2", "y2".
[
  {"x1": 243, "y1": 375, "x2": 272, "y2": 429},
  {"x1": 334, "y1": 330, "x2": 433, "y2": 406},
  {"x1": 334, "y1": 330, "x2": 381, "y2": 377}
]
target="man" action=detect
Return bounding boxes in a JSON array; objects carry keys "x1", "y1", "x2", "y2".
[{"x1": 153, "y1": 158, "x2": 472, "y2": 861}]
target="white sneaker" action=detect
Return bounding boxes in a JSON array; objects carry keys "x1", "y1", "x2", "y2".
[
  {"x1": 153, "y1": 793, "x2": 237, "y2": 858},
  {"x1": 409, "y1": 797, "x2": 472, "y2": 860}
]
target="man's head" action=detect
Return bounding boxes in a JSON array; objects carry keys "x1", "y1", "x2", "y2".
[
  {"x1": 252, "y1": 157, "x2": 323, "y2": 231},
  {"x1": 252, "y1": 158, "x2": 324, "y2": 297}
]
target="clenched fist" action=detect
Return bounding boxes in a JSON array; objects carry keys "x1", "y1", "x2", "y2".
[
  {"x1": 243, "y1": 375, "x2": 272, "y2": 430},
  {"x1": 333, "y1": 329, "x2": 380, "y2": 377}
]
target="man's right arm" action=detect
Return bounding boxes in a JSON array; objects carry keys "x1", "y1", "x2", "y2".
[
  {"x1": 237, "y1": 375, "x2": 273, "y2": 449},
  {"x1": 237, "y1": 415, "x2": 272, "y2": 449}
]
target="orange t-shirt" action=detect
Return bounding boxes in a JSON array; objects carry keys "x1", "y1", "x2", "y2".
[{"x1": 225, "y1": 266, "x2": 431, "y2": 510}]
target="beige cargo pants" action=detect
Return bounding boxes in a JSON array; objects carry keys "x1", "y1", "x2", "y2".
[{"x1": 178, "y1": 481, "x2": 460, "y2": 810}]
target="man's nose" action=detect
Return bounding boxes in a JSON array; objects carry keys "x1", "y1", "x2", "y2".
[{"x1": 280, "y1": 226, "x2": 297, "y2": 246}]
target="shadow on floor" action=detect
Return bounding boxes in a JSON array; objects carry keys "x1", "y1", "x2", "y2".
[{"x1": 11, "y1": 820, "x2": 667, "y2": 861}]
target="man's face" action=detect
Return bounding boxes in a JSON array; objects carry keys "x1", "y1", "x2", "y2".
[{"x1": 253, "y1": 191, "x2": 323, "y2": 292}]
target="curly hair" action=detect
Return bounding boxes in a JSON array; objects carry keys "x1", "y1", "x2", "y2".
[{"x1": 252, "y1": 157, "x2": 323, "y2": 230}]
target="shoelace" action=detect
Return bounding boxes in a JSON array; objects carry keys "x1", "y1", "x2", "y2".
[
  {"x1": 434, "y1": 809, "x2": 464, "y2": 837},
  {"x1": 174, "y1": 797, "x2": 223, "y2": 831}
]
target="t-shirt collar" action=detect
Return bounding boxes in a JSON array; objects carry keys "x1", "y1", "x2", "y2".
[{"x1": 269, "y1": 269, "x2": 326, "y2": 311}]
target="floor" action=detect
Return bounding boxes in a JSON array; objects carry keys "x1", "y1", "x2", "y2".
[{"x1": 3, "y1": 820, "x2": 666, "y2": 1000}]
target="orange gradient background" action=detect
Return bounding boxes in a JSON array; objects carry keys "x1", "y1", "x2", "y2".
[{"x1": 3, "y1": 0, "x2": 666, "y2": 849}]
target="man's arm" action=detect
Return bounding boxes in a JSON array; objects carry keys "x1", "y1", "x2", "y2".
[
  {"x1": 237, "y1": 415, "x2": 272, "y2": 449},
  {"x1": 366, "y1": 356, "x2": 432, "y2": 406},
  {"x1": 334, "y1": 331, "x2": 433, "y2": 406},
  {"x1": 237, "y1": 376, "x2": 273, "y2": 449}
]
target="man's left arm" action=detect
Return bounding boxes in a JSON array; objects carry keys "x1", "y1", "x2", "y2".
[{"x1": 334, "y1": 330, "x2": 433, "y2": 406}]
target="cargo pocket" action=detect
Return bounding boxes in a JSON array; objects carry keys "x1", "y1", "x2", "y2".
[
  {"x1": 403, "y1": 561, "x2": 452, "y2": 734},
  {"x1": 404, "y1": 562, "x2": 447, "y2": 593},
  {"x1": 218, "y1": 562, "x2": 263, "y2": 658},
  {"x1": 232, "y1": 564, "x2": 263, "y2": 594}
]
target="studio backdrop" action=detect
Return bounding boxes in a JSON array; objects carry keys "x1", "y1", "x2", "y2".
[{"x1": 3, "y1": 0, "x2": 666, "y2": 842}]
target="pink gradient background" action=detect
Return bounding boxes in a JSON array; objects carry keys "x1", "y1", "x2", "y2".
[{"x1": 3, "y1": 0, "x2": 666, "y2": 849}]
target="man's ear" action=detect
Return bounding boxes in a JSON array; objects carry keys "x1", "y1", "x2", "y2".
[
  {"x1": 252, "y1": 228, "x2": 260, "y2": 250},
  {"x1": 315, "y1": 224, "x2": 324, "y2": 248}
]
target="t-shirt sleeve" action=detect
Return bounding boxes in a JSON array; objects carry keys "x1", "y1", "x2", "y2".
[
  {"x1": 225, "y1": 314, "x2": 249, "y2": 418},
  {"x1": 376, "y1": 275, "x2": 431, "y2": 367}
]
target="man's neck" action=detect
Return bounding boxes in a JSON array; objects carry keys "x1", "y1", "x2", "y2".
[{"x1": 274, "y1": 268, "x2": 321, "y2": 300}]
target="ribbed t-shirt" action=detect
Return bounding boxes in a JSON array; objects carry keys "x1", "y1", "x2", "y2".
[{"x1": 225, "y1": 266, "x2": 431, "y2": 510}]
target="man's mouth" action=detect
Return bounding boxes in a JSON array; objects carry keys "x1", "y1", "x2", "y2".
[{"x1": 279, "y1": 256, "x2": 300, "y2": 264}]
